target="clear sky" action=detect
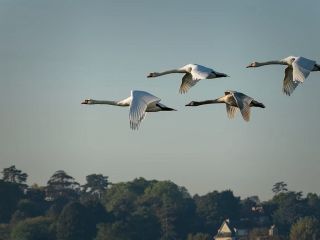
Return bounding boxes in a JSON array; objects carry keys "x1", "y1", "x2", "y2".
[{"x1": 1, "y1": 0, "x2": 320, "y2": 200}]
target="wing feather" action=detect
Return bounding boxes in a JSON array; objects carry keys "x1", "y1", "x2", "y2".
[
  {"x1": 231, "y1": 92, "x2": 253, "y2": 122},
  {"x1": 283, "y1": 66, "x2": 299, "y2": 96},
  {"x1": 129, "y1": 90, "x2": 160, "y2": 130},
  {"x1": 226, "y1": 105, "x2": 237, "y2": 119},
  {"x1": 179, "y1": 73, "x2": 200, "y2": 94},
  {"x1": 292, "y1": 57, "x2": 316, "y2": 83}
]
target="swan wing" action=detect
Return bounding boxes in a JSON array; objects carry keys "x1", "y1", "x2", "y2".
[
  {"x1": 292, "y1": 57, "x2": 316, "y2": 83},
  {"x1": 226, "y1": 104, "x2": 238, "y2": 119},
  {"x1": 179, "y1": 73, "x2": 200, "y2": 94},
  {"x1": 283, "y1": 66, "x2": 299, "y2": 96},
  {"x1": 191, "y1": 64, "x2": 212, "y2": 79},
  {"x1": 231, "y1": 92, "x2": 252, "y2": 122},
  {"x1": 129, "y1": 90, "x2": 160, "y2": 130}
]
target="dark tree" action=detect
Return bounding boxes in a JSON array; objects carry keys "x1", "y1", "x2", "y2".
[
  {"x1": 10, "y1": 216, "x2": 54, "y2": 240},
  {"x1": 194, "y1": 190, "x2": 241, "y2": 233},
  {"x1": 46, "y1": 170, "x2": 80, "y2": 201},
  {"x1": 56, "y1": 202, "x2": 91, "y2": 240},
  {"x1": 272, "y1": 182, "x2": 288, "y2": 195},
  {"x1": 290, "y1": 216, "x2": 320, "y2": 240},
  {"x1": 2, "y1": 165, "x2": 28, "y2": 187},
  {"x1": 82, "y1": 174, "x2": 109, "y2": 200},
  {"x1": 0, "y1": 180, "x2": 23, "y2": 223}
]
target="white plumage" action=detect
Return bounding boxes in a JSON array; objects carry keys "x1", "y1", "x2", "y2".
[
  {"x1": 82, "y1": 90, "x2": 176, "y2": 130},
  {"x1": 247, "y1": 56, "x2": 320, "y2": 95},
  {"x1": 147, "y1": 64, "x2": 228, "y2": 94},
  {"x1": 185, "y1": 90, "x2": 265, "y2": 122}
]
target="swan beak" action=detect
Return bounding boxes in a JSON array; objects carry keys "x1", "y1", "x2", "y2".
[
  {"x1": 246, "y1": 64, "x2": 253, "y2": 68},
  {"x1": 147, "y1": 73, "x2": 153, "y2": 78},
  {"x1": 81, "y1": 101, "x2": 87, "y2": 104}
]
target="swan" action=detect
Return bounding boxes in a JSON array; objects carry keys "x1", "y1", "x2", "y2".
[
  {"x1": 247, "y1": 56, "x2": 320, "y2": 95},
  {"x1": 147, "y1": 64, "x2": 229, "y2": 94},
  {"x1": 185, "y1": 90, "x2": 265, "y2": 122},
  {"x1": 81, "y1": 90, "x2": 176, "y2": 130}
]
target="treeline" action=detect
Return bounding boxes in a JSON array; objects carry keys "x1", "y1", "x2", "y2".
[{"x1": 0, "y1": 165, "x2": 320, "y2": 240}]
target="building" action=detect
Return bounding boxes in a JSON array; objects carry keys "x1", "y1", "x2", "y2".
[{"x1": 214, "y1": 219, "x2": 248, "y2": 240}]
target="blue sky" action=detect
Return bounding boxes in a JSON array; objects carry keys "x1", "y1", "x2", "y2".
[{"x1": 1, "y1": 0, "x2": 320, "y2": 200}]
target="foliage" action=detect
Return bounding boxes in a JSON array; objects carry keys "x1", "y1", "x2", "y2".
[
  {"x1": 46, "y1": 170, "x2": 80, "y2": 201},
  {"x1": 56, "y1": 201, "x2": 92, "y2": 240},
  {"x1": 10, "y1": 216, "x2": 54, "y2": 240},
  {"x1": 186, "y1": 233, "x2": 211, "y2": 240},
  {"x1": 194, "y1": 190, "x2": 241, "y2": 233},
  {"x1": 82, "y1": 174, "x2": 109, "y2": 200},
  {"x1": 1, "y1": 165, "x2": 28, "y2": 186},
  {"x1": 290, "y1": 216, "x2": 320, "y2": 240},
  {"x1": 272, "y1": 182, "x2": 288, "y2": 195},
  {"x1": 0, "y1": 180, "x2": 23, "y2": 223}
]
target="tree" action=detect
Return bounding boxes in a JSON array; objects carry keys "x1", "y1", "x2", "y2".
[
  {"x1": 46, "y1": 170, "x2": 80, "y2": 201},
  {"x1": 290, "y1": 216, "x2": 320, "y2": 240},
  {"x1": 1, "y1": 165, "x2": 28, "y2": 187},
  {"x1": 56, "y1": 202, "x2": 91, "y2": 240},
  {"x1": 10, "y1": 216, "x2": 54, "y2": 240},
  {"x1": 272, "y1": 191, "x2": 309, "y2": 235},
  {"x1": 82, "y1": 174, "x2": 109, "y2": 200},
  {"x1": 186, "y1": 233, "x2": 211, "y2": 240},
  {"x1": 194, "y1": 190, "x2": 241, "y2": 233},
  {"x1": 0, "y1": 180, "x2": 23, "y2": 223},
  {"x1": 272, "y1": 182, "x2": 288, "y2": 195}
]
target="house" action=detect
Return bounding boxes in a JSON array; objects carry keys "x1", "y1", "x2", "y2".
[{"x1": 214, "y1": 219, "x2": 248, "y2": 240}]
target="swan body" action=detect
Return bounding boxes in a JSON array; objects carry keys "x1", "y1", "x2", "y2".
[
  {"x1": 147, "y1": 64, "x2": 228, "y2": 94},
  {"x1": 82, "y1": 90, "x2": 176, "y2": 130},
  {"x1": 185, "y1": 91, "x2": 265, "y2": 122},
  {"x1": 247, "y1": 56, "x2": 320, "y2": 95}
]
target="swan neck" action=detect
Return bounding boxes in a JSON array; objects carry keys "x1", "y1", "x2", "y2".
[
  {"x1": 156, "y1": 69, "x2": 186, "y2": 76},
  {"x1": 194, "y1": 99, "x2": 223, "y2": 106},
  {"x1": 91, "y1": 100, "x2": 118, "y2": 105},
  {"x1": 257, "y1": 60, "x2": 286, "y2": 66}
]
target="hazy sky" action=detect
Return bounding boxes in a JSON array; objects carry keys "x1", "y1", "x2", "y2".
[{"x1": 1, "y1": 0, "x2": 320, "y2": 200}]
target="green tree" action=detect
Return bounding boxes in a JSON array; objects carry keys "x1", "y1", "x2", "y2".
[
  {"x1": 186, "y1": 233, "x2": 211, "y2": 240},
  {"x1": 46, "y1": 170, "x2": 80, "y2": 201},
  {"x1": 96, "y1": 222, "x2": 130, "y2": 240},
  {"x1": 272, "y1": 182, "x2": 288, "y2": 195},
  {"x1": 56, "y1": 201, "x2": 91, "y2": 240},
  {"x1": 272, "y1": 191, "x2": 308, "y2": 235},
  {"x1": 11, "y1": 216, "x2": 54, "y2": 240},
  {"x1": 290, "y1": 216, "x2": 320, "y2": 240},
  {"x1": 194, "y1": 190, "x2": 241, "y2": 233},
  {"x1": 140, "y1": 181, "x2": 195, "y2": 240},
  {"x1": 0, "y1": 180, "x2": 23, "y2": 223},
  {"x1": 82, "y1": 174, "x2": 109, "y2": 201},
  {"x1": 2, "y1": 165, "x2": 28, "y2": 186}
]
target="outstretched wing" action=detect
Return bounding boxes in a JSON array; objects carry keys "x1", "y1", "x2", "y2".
[
  {"x1": 283, "y1": 66, "x2": 299, "y2": 96},
  {"x1": 179, "y1": 73, "x2": 200, "y2": 94},
  {"x1": 231, "y1": 92, "x2": 253, "y2": 122},
  {"x1": 191, "y1": 64, "x2": 212, "y2": 79},
  {"x1": 129, "y1": 90, "x2": 160, "y2": 130},
  {"x1": 226, "y1": 105, "x2": 238, "y2": 119},
  {"x1": 292, "y1": 57, "x2": 316, "y2": 83}
]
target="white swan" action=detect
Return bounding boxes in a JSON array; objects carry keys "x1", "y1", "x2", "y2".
[
  {"x1": 147, "y1": 64, "x2": 228, "y2": 94},
  {"x1": 247, "y1": 56, "x2": 320, "y2": 96},
  {"x1": 185, "y1": 90, "x2": 265, "y2": 122},
  {"x1": 81, "y1": 90, "x2": 176, "y2": 130}
]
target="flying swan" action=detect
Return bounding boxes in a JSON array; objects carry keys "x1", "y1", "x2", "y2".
[
  {"x1": 82, "y1": 90, "x2": 176, "y2": 130},
  {"x1": 147, "y1": 64, "x2": 228, "y2": 94},
  {"x1": 247, "y1": 56, "x2": 320, "y2": 95},
  {"x1": 185, "y1": 90, "x2": 265, "y2": 122}
]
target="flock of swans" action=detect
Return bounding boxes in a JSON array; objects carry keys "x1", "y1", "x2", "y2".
[{"x1": 82, "y1": 56, "x2": 320, "y2": 130}]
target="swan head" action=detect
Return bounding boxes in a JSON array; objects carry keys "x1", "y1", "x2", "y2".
[
  {"x1": 185, "y1": 101, "x2": 199, "y2": 106},
  {"x1": 147, "y1": 72, "x2": 159, "y2": 78},
  {"x1": 281, "y1": 56, "x2": 296, "y2": 64},
  {"x1": 81, "y1": 99, "x2": 94, "y2": 104},
  {"x1": 246, "y1": 62, "x2": 259, "y2": 68}
]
